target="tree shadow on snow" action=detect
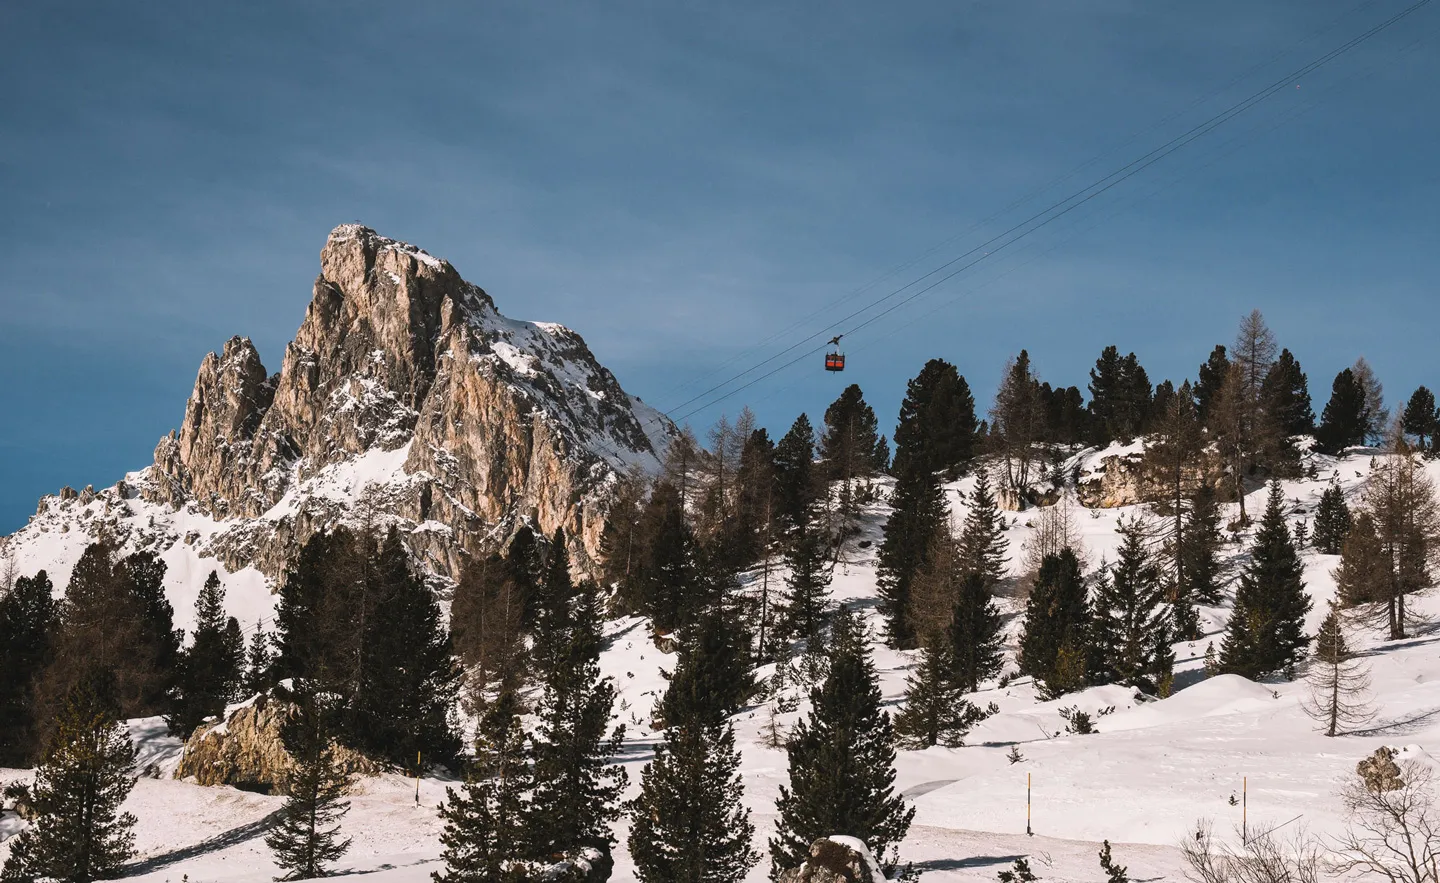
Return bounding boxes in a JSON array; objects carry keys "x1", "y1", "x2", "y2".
[
  {"x1": 913, "y1": 855, "x2": 1026, "y2": 871},
  {"x1": 1349, "y1": 706, "x2": 1440, "y2": 738},
  {"x1": 125, "y1": 809, "x2": 285, "y2": 874}
]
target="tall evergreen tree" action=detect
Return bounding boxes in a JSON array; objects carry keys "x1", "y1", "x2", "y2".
[
  {"x1": 1146, "y1": 381, "x2": 1204, "y2": 638},
  {"x1": 1262, "y1": 348, "x2": 1315, "y2": 437},
  {"x1": 1317, "y1": 369, "x2": 1368, "y2": 453},
  {"x1": 451, "y1": 550, "x2": 525, "y2": 688},
  {"x1": 876, "y1": 465, "x2": 946, "y2": 650},
  {"x1": 991, "y1": 350, "x2": 1046, "y2": 502},
  {"x1": 0, "y1": 570, "x2": 56, "y2": 766},
  {"x1": 1090, "y1": 520, "x2": 1174, "y2": 695},
  {"x1": 1195, "y1": 345, "x2": 1231, "y2": 425},
  {"x1": 1087, "y1": 346, "x2": 1152, "y2": 445},
  {"x1": 1312, "y1": 482, "x2": 1352, "y2": 555},
  {"x1": 1180, "y1": 486, "x2": 1226, "y2": 607},
  {"x1": 634, "y1": 482, "x2": 706, "y2": 633},
  {"x1": 949, "y1": 572, "x2": 1005, "y2": 694},
  {"x1": 1220, "y1": 483, "x2": 1312, "y2": 678},
  {"x1": 1018, "y1": 550, "x2": 1090, "y2": 699},
  {"x1": 658, "y1": 606, "x2": 757, "y2": 729},
  {"x1": 266, "y1": 687, "x2": 353, "y2": 881},
  {"x1": 820, "y1": 385, "x2": 884, "y2": 480},
  {"x1": 891, "y1": 359, "x2": 978, "y2": 481},
  {"x1": 528, "y1": 572, "x2": 627, "y2": 863},
  {"x1": 779, "y1": 522, "x2": 832, "y2": 644},
  {"x1": 433, "y1": 687, "x2": 533, "y2": 883},
  {"x1": 1351, "y1": 356, "x2": 1389, "y2": 443},
  {"x1": 957, "y1": 471, "x2": 1010, "y2": 591},
  {"x1": 770, "y1": 609, "x2": 914, "y2": 875},
  {"x1": 169, "y1": 571, "x2": 246, "y2": 737},
  {"x1": 774, "y1": 415, "x2": 818, "y2": 531},
  {"x1": 893, "y1": 639, "x2": 991, "y2": 749},
  {"x1": 1, "y1": 680, "x2": 137, "y2": 883},
  {"x1": 1402, "y1": 386, "x2": 1438, "y2": 451},
  {"x1": 243, "y1": 623, "x2": 275, "y2": 698}
]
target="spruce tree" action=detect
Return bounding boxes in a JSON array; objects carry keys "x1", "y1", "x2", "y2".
[
  {"x1": 637, "y1": 483, "x2": 706, "y2": 633},
  {"x1": 876, "y1": 465, "x2": 946, "y2": 650},
  {"x1": 169, "y1": 571, "x2": 245, "y2": 737},
  {"x1": 0, "y1": 570, "x2": 56, "y2": 766},
  {"x1": 891, "y1": 359, "x2": 978, "y2": 481},
  {"x1": 1220, "y1": 483, "x2": 1312, "y2": 679},
  {"x1": 893, "y1": 639, "x2": 991, "y2": 749},
  {"x1": 266, "y1": 687, "x2": 353, "y2": 881},
  {"x1": 1090, "y1": 520, "x2": 1173, "y2": 694},
  {"x1": 528, "y1": 572, "x2": 626, "y2": 863},
  {"x1": 1261, "y1": 348, "x2": 1315, "y2": 437},
  {"x1": 1087, "y1": 346, "x2": 1151, "y2": 445},
  {"x1": 0, "y1": 680, "x2": 137, "y2": 883},
  {"x1": 1312, "y1": 482, "x2": 1352, "y2": 555},
  {"x1": 1317, "y1": 369, "x2": 1368, "y2": 453},
  {"x1": 779, "y1": 521, "x2": 832, "y2": 644},
  {"x1": 774, "y1": 415, "x2": 818, "y2": 531},
  {"x1": 770, "y1": 609, "x2": 914, "y2": 874},
  {"x1": 1180, "y1": 486, "x2": 1225, "y2": 607},
  {"x1": 957, "y1": 471, "x2": 1010, "y2": 591},
  {"x1": 949, "y1": 572, "x2": 1004, "y2": 694},
  {"x1": 820, "y1": 384, "x2": 884, "y2": 480},
  {"x1": 658, "y1": 606, "x2": 757, "y2": 729},
  {"x1": 243, "y1": 623, "x2": 274, "y2": 697},
  {"x1": 1402, "y1": 386, "x2": 1438, "y2": 450},
  {"x1": 433, "y1": 688, "x2": 532, "y2": 883},
  {"x1": 1018, "y1": 550, "x2": 1089, "y2": 698}
]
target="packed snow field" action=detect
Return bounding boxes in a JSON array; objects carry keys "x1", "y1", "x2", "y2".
[{"x1": 4, "y1": 446, "x2": 1439, "y2": 882}]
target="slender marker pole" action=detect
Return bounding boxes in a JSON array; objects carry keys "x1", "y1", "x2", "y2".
[
  {"x1": 1027, "y1": 773, "x2": 1032, "y2": 837},
  {"x1": 416, "y1": 751, "x2": 422, "y2": 806},
  {"x1": 1243, "y1": 777, "x2": 1247, "y2": 844}
]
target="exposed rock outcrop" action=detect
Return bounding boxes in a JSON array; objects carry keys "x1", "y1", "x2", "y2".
[
  {"x1": 1357, "y1": 746, "x2": 1406, "y2": 793},
  {"x1": 778, "y1": 838, "x2": 886, "y2": 883},
  {"x1": 8, "y1": 224, "x2": 673, "y2": 587},
  {"x1": 175, "y1": 693, "x2": 380, "y2": 794}
]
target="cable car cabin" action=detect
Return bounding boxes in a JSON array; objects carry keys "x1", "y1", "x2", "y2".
[{"x1": 824, "y1": 351, "x2": 846, "y2": 372}]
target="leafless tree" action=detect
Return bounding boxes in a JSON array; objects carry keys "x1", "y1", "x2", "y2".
[
  {"x1": 1348, "y1": 435, "x2": 1440, "y2": 639},
  {"x1": 1353, "y1": 357, "x2": 1390, "y2": 444},
  {"x1": 907, "y1": 520, "x2": 961, "y2": 649},
  {"x1": 1020, "y1": 492, "x2": 1089, "y2": 580},
  {"x1": 1333, "y1": 759, "x2": 1440, "y2": 883},
  {"x1": 1208, "y1": 312, "x2": 1282, "y2": 524},
  {"x1": 1145, "y1": 380, "x2": 1205, "y2": 595},
  {"x1": 1302, "y1": 601, "x2": 1375, "y2": 736},
  {"x1": 1181, "y1": 818, "x2": 1322, "y2": 883}
]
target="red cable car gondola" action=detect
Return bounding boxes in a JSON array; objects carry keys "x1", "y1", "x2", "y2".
[{"x1": 824, "y1": 335, "x2": 845, "y2": 371}]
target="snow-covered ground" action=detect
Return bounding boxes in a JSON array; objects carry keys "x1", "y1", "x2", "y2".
[{"x1": 4, "y1": 446, "x2": 1439, "y2": 882}]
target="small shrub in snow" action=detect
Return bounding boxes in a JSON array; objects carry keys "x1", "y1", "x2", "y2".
[{"x1": 996, "y1": 856, "x2": 1039, "y2": 881}]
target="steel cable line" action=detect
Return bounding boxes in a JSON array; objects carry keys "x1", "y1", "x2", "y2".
[
  {"x1": 660, "y1": 0, "x2": 1433, "y2": 426},
  {"x1": 652, "y1": 0, "x2": 1383, "y2": 410}
]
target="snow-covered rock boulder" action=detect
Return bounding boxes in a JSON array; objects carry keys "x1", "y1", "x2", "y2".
[{"x1": 777, "y1": 837, "x2": 887, "y2": 883}]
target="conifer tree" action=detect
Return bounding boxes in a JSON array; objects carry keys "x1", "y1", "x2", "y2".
[
  {"x1": 774, "y1": 415, "x2": 818, "y2": 531},
  {"x1": 957, "y1": 471, "x2": 1010, "y2": 591},
  {"x1": 770, "y1": 609, "x2": 914, "y2": 875},
  {"x1": 893, "y1": 639, "x2": 992, "y2": 749},
  {"x1": 0, "y1": 570, "x2": 56, "y2": 766},
  {"x1": 726, "y1": 428, "x2": 778, "y2": 570},
  {"x1": 820, "y1": 385, "x2": 884, "y2": 480},
  {"x1": 1402, "y1": 386, "x2": 1438, "y2": 450},
  {"x1": 1317, "y1": 369, "x2": 1368, "y2": 453},
  {"x1": 1195, "y1": 345, "x2": 1231, "y2": 425},
  {"x1": 1090, "y1": 520, "x2": 1173, "y2": 694},
  {"x1": 1018, "y1": 550, "x2": 1090, "y2": 699},
  {"x1": 433, "y1": 687, "x2": 532, "y2": 883},
  {"x1": 1, "y1": 680, "x2": 137, "y2": 883},
  {"x1": 876, "y1": 465, "x2": 946, "y2": 650},
  {"x1": 1099, "y1": 841, "x2": 1130, "y2": 883},
  {"x1": 1313, "y1": 483, "x2": 1352, "y2": 555},
  {"x1": 1087, "y1": 346, "x2": 1152, "y2": 445},
  {"x1": 637, "y1": 483, "x2": 707, "y2": 633},
  {"x1": 891, "y1": 359, "x2": 978, "y2": 481},
  {"x1": 949, "y1": 572, "x2": 1004, "y2": 694},
  {"x1": 1262, "y1": 348, "x2": 1315, "y2": 437},
  {"x1": 991, "y1": 351, "x2": 1045, "y2": 502},
  {"x1": 658, "y1": 606, "x2": 757, "y2": 729},
  {"x1": 450, "y1": 550, "x2": 525, "y2": 688},
  {"x1": 1180, "y1": 486, "x2": 1225, "y2": 607},
  {"x1": 1349, "y1": 443, "x2": 1440, "y2": 639},
  {"x1": 779, "y1": 521, "x2": 832, "y2": 644},
  {"x1": 1146, "y1": 382, "x2": 1204, "y2": 637},
  {"x1": 1302, "y1": 603, "x2": 1374, "y2": 737},
  {"x1": 267, "y1": 687, "x2": 353, "y2": 881},
  {"x1": 169, "y1": 571, "x2": 246, "y2": 737},
  {"x1": 243, "y1": 623, "x2": 274, "y2": 697},
  {"x1": 1335, "y1": 511, "x2": 1385, "y2": 608},
  {"x1": 528, "y1": 572, "x2": 626, "y2": 863},
  {"x1": 1351, "y1": 356, "x2": 1389, "y2": 443},
  {"x1": 1220, "y1": 483, "x2": 1312, "y2": 678}
]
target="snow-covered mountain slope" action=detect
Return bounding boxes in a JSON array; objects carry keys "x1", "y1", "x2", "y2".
[
  {"x1": 0, "y1": 224, "x2": 674, "y2": 623},
  {"x1": 6, "y1": 446, "x2": 1438, "y2": 881}
]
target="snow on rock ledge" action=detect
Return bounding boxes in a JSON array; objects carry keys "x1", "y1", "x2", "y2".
[{"x1": 777, "y1": 837, "x2": 888, "y2": 883}]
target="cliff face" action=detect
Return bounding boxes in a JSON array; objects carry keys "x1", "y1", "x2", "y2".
[{"x1": 7, "y1": 224, "x2": 672, "y2": 589}]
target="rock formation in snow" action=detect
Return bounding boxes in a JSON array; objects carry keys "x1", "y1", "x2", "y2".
[{"x1": 3, "y1": 224, "x2": 673, "y2": 594}]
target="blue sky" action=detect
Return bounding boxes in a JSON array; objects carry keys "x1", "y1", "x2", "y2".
[{"x1": 2, "y1": 1, "x2": 1438, "y2": 532}]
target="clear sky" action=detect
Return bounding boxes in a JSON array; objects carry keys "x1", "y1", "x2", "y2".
[{"x1": 2, "y1": 1, "x2": 1438, "y2": 533}]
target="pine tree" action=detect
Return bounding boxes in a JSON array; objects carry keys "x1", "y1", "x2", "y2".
[
  {"x1": 1087, "y1": 347, "x2": 1151, "y2": 445},
  {"x1": 1262, "y1": 348, "x2": 1315, "y2": 437},
  {"x1": 957, "y1": 471, "x2": 1010, "y2": 591},
  {"x1": 1335, "y1": 511, "x2": 1385, "y2": 608},
  {"x1": 774, "y1": 415, "x2": 818, "y2": 531},
  {"x1": 450, "y1": 549, "x2": 525, "y2": 688},
  {"x1": 1181, "y1": 486, "x2": 1225, "y2": 606},
  {"x1": 1, "y1": 679, "x2": 137, "y2": 883},
  {"x1": 876, "y1": 464, "x2": 946, "y2": 649},
  {"x1": 637, "y1": 483, "x2": 707, "y2": 633},
  {"x1": 0, "y1": 570, "x2": 56, "y2": 766},
  {"x1": 1220, "y1": 483, "x2": 1312, "y2": 679},
  {"x1": 779, "y1": 522, "x2": 832, "y2": 644},
  {"x1": 991, "y1": 351, "x2": 1046, "y2": 503},
  {"x1": 1099, "y1": 841, "x2": 1130, "y2": 883},
  {"x1": 1146, "y1": 382, "x2": 1204, "y2": 638},
  {"x1": 658, "y1": 607, "x2": 757, "y2": 729},
  {"x1": 893, "y1": 639, "x2": 991, "y2": 749},
  {"x1": 820, "y1": 384, "x2": 884, "y2": 480},
  {"x1": 997, "y1": 857, "x2": 1039, "y2": 882},
  {"x1": 1351, "y1": 443, "x2": 1440, "y2": 639},
  {"x1": 1402, "y1": 386, "x2": 1438, "y2": 450},
  {"x1": 1302, "y1": 603, "x2": 1373, "y2": 737},
  {"x1": 528, "y1": 571, "x2": 627, "y2": 863},
  {"x1": 266, "y1": 687, "x2": 353, "y2": 881},
  {"x1": 891, "y1": 359, "x2": 978, "y2": 481},
  {"x1": 169, "y1": 571, "x2": 245, "y2": 737},
  {"x1": 1090, "y1": 520, "x2": 1173, "y2": 694},
  {"x1": 770, "y1": 609, "x2": 914, "y2": 875},
  {"x1": 433, "y1": 687, "x2": 533, "y2": 883},
  {"x1": 1317, "y1": 369, "x2": 1368, "y2": 453},
  {"x1": 243, "y1": 623, "x2": 275, "y2": 697},
  {"x1": 949, "y1": 572, "x2": 1004, "y2": 694},
  {"x1": 1195, "y1": 345, "x2": 1231, "y2": 425},
  {"x1": 1018, "y1": 550, "x2": 1090, "y2": 698},
  {"x1": 1312, "y1": 483, "x2": 1352, "y2": 555}
]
